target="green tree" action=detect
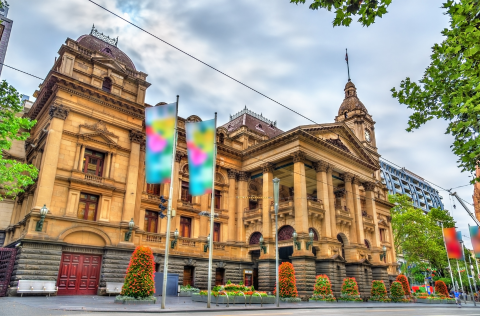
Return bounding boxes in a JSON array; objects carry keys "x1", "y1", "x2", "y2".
[{"x1": 0, "y1": 80, "x2": 38, "y2": 200}]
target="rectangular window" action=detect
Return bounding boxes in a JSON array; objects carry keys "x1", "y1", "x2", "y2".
[
  {"x1": 213, "y1": 222, "x2": 221, "y2": 242},
  {"x1": 144, "y1": 210, "x2": 158, "y2": 233},
  {"x1": 78, "y1": 193, "x2": 99, "y2": 221},
  {"x1": 181, "y1": 181, "x2": 192, "y2": 203},
  {"x1": 83, "y1": 149, "x2": 105, "y2": 177},
  {"x1": 180, "y1": 216, "x2": 192, "y2": 238},
  {"x1": 379, "y1": 228, "x2": 386, "y2": 242},
  {"x1": 214, "y1": 190, "x2": 221, "y2": 209},
  {"x1": 147, "y1": 184, "x2": 161, "y2": 195},
  {"x1": 249, "y1": 200, "x2": 258, "y2": 210}
]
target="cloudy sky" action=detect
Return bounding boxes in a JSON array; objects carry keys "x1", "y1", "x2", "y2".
[{"x1": 4, "y1": 0, "x2": 477, "y2": 247}]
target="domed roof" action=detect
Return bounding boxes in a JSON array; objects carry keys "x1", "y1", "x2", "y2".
[
  {"x1": 77, "y1": 34, "x2": 136, "y2": 70},
  {"x1": 338, "y1": 80, "x2": 367, "y2": 116}
]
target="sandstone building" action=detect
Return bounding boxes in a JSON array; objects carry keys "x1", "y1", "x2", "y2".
[{"x1": 2, "y1": 29, "x2": 397, "y2": 297}]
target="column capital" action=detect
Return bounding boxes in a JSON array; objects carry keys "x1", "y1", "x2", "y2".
[
  {"x1": 175, "y1": 151, "x2": 186, "y2": 162},
  {"x1": 129, "y1": 130, "x2": 144, "y2": 144},
  {"x1": 227, "y1": 169, "x2": 238, "y2": 179},
  {"x1": 343, "y1": 172, "x2": 354, "y2": 183},
  {"x1": 291, "y1": 151, "x2": 306, "y2": 163},
  {"x1": 313, "y1": 160, "x2": 329, "y2": 173},
  {"x1": 334, "y1": 189, "x2": 345, "y2": 198},
  {"x1": 49, "y1": 104, "x2": 70, "y2": 120},
  {"x1": 363, "y1": 181, "x2": 376, "y2": 192},
  {"x1": 352, "y1": 177, "x2": 362, "y2": 186},
  {"x1": 238, "y1": 171, "x2": 251, "y2": 182},
  {"x1": 140, "y1": 140, "x2": 146, "y2": 152},
  {"x1": 262, "y1": 162, "x2": 275, "y2": 174}
]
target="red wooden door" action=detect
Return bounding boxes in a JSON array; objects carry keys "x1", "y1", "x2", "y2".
[{"x1": 57, "y1": 253, "x2": 101, "y2": 295}]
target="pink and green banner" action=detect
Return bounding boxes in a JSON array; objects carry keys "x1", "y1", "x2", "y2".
[
  {"x1": 145, "y1": 102, "x2": 177, "y2": 184},
  {"x1": 444, "y1": 227, "x2": 463, "y2": 260},
  {"x1": 185, "y1": 119, "x2": 216, "y2": 196},
  {"x1": 469, "y1": 226, "x2": 480, "y2": 258}
]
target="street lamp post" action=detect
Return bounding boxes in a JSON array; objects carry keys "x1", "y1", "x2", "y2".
[
  {"x1": 36, "y1": 204, "x2": 49, "y2": 232},
  {"x1": 273, "y1": 177, "x2": 280, "y2": 308},
  {"x1": 124, "y1": 218, "x2": 134, "y2": 241},
  {"x1": 171, "y1": 229, "x2": 179, "y2": 249}
]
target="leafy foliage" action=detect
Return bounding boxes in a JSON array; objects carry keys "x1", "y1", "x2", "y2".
[
  {"x1": 338, "y1": 277, "x2": 362, "y2": 301},
  {"x1": 435, "y1": 280, "x2": 449, "y2": 297},
  {"x1": 311, "y1": 274, "x2": 336, "y2": 301},
  {"x1": 0, "y1": 80, "x2": 38, "y2": 200},
  {"x1": 274, "y1": 262, "x2": 298, "y2": 298},
  {"x1": 290, "y1": 0, "x2": 392, "y2": 26},
  {"x1": 395, "y1": 275, "x2": 411, "y2": 297},
  {"x1": 391, "y1": 0, "x2": 480, "y2": 182},
  {"x1": 121, "y1": 246, "x2": 155, "y2": 298},
  {"x1": 370, "y1": 280, "x2": 390, "y2": 302},
  {"x1": 389, "y1": 281, "x2": 406, "y2": 302}
]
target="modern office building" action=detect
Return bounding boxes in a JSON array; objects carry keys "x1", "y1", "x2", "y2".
[
  {"x1": 0, "y1": 5, "x2": 12, "y2": 77},
  {"x1": 380, "y1": 160, "x2": 444, "y2": 211}
]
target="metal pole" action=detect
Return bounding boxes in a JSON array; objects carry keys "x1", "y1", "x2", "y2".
[
  {"x1": 462, "y1": 243, "x2": 476, "y2": 306},
  {"x1": 467, "y1": 248, "x2": 478, "y2": 293},
  {"x1": 207, "y1": 112, "x2": 217, "y2": 308},
  {"x1": 161, "y1": 95, "x2": 180, "y2": 309},
  {"x1": 457, "y1": 260, "x2": 464, "y2": 293},
  {"x1": 273, "y1": 178, "x2": 280, "y2": 308},
  {"x1": 440, "y1": 222, "x2": 457, "y2": 290}
]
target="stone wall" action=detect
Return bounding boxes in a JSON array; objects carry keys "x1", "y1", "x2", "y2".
[
  {"x1": 345, "y1": 263, "x2": 372, "y2": 298},
  {"x1": 8, "y1": 242, "x2": 62, "y2": 296},
  {"x1": 98, "y1": 249, "x2": 133, "y2": 295},
  {"x1": 372, "y1": 265, "x2": 390, "y2": 291},
  {"x1": 292, "y1": 257, "x2": 316, "y2": 299},
  {"x1": 258, "y1": 260, "x2": 276, "y2": 292},
  {"x1": 315, "y1": 258, "x2": 346, "y2": 297}
]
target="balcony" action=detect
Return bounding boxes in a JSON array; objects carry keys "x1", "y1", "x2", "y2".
[
  {"x1": 142, "y1": 233, "x2": 163, "y2": 244},
  {"x1": 243, "y1": 207, "x2": 262, "y2": 225}
]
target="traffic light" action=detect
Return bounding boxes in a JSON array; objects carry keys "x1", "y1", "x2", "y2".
[{"x1": 159, "y1": 195, "x2": 167, "y2": 219}]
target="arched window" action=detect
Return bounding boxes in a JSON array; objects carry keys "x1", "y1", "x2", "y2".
[
  {"x1": 344, "y1": 112, "x2": 348, "y2": 119},
  {"x1": 102, "y1": 77, "x2": 112, "y2": 93},
  {"x1": 364, "y1": 239, "x2": 371, "y2": 250},
  {"x1": 278, "y1": 225, "x2": 294, "y2": 241},
  {"x1": 249, "y1": 232, "x2": 262, "y2": 245}
]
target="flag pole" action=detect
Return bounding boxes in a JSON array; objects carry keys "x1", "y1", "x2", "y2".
[
  {"x1": 440, "y1": 222, "x2": 456, "y2": 290},
  {"x1": 457, "y1": 260, "x2": 464, "y2": 292},
  {"x1": 345, "y1": 48, "x2": 351, "y2": 81},
  {"x1": 207, "y1": 112, "x2": 217, "y2": 308},
  {"x1": 161, "y1": 95, "x2": 179, "y2": 309},
  {"x1": 468, "y1": 224, "x2": 479, "y2": 293},
  {"x1": 469, "y1": 224, "x2": 480, "y2": 287},
  {"x1": 462, "y1": 242, "x2": 476, "y2": 305}
]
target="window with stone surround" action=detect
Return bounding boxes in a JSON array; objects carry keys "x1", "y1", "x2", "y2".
[
  {"x1": 78, "y1": 193, "x2": 99, "y2": 221},
  {"x1": 379, "y1": 228, "x2": 386, "y2": 242},
  {"x1": 214, "y1": 189, "x2": 221, "y2": 209},
  {"x1": 102, "y1": 77, "x2": 112, "y2": 93},
  {"x1": 181, "y1": 181, "x2": 192, "y2": 203},
  {"x1": 144, "y1": 210, "x2": 158, "y2": 233},
  {"x1": 180, "y1": 216, "x2": 192, "y2": 238},
  {"x1": 213, "y1": 222, "x2": 221, "y2": 242},
  {"x1": 147, "y1": 184, "x2": 161, "y2": 195},
  {"x1": 82, "y1": 149, "x2": 105, "y2": 177}
]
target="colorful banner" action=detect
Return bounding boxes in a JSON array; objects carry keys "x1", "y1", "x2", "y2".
[
  {"x1": 444, "y1": 227, "x2": 463, "y2": 260},
  {"x1": 469, "y1": 226, "x2": 480, "y2": 258},
  {"x1": 145, "y1": 102, "x2": 177, "y2": 184},
  {"x1": 185, "y1": 119, "x2": 216, "y2": 196}
]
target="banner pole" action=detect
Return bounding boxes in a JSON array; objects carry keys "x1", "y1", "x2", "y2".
[
  {"x1": 457, "y1": 260, "x2": 464, "y2": 292},
  {"x1": 469, "y1": 224, "x2": 480, "y2": 289},
  {"x1": 161, "y1": 95, "x2": 179, "y2": 309},
  {"x1": 441, "y1": 222, "x2": 456, "y2": 290},
  {"x1": 207, "y1": 112, "x2": 217, "y2": 308},
  {"x1": 462, "y1": 243, "x2": 476, "y2": 305}
]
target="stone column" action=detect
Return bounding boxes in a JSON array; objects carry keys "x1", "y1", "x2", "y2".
[
  {"x1": 236, "y1": 171, "x2": 249, "y2": 243},
  {"x1": 327, "y1": 165, "x2": 337, "y2": 237},
  {"x1": 262, "y1": 163, "x2": 274, "y2": 239},
  {"x1": 109, "y1": 153, "x2": 116, "y2": 179},
  {"x1": 292, "y1": 151, "x2": 308, "y2": 234},
  {"x1": 138, "y1": 208, "x2": 146, "y2": 232},
  {"x1": 364, "y1": 182, "x2": 381, "y2": 248},
  {"x1": 31, "y1": 104, "x2": 69, "y2": 211},
  {"x1": 121, "y1": 130, "x2": 142, "y2": 223},
  {"x1": 199, "y1": 194, "x2": 209, "y2": 237},
  {"x1": 352, "y1": 177, "x2": 365, "y2": 243},
  {"x1": 344, "y1": 173, "x2": 358, "y2": 244},
  {"x1": 105, "y1": 152, "x2": 112, "y2": 178},
  {"x1": 73, "y1": 143, "x2": 81, "y2": 171},
  {"x1": 77, "y1": 144, "x2": 86, "y2": 171},
  {"x1": 227, "y1": 169, "x2": 237, "y2": 242},
  {"x1": 313, "y1": 160, "x2": 332, "y2": 238}
]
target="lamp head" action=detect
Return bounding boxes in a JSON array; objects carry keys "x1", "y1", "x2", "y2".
[
  {"x1": 382, "y1": 245, "x2": 387, "y2": 252},
  {"x1": 293, "y1": 230, "x2": 297, "y2": 238},
  {"x1": 259, "y1": 236, "x2": 264, "y2": 243},
  {"x1": 128, "y1": 218, "x2": 134, "y2": 228},
  {"x1": 309, "y1": 229, "x2": 314, "y2": 239},
  {"x1": 174, "y1": 228, "x2": 179, "y2": 238},
  {"x1": 207, "y1": 234, "x2": 210, "y2": 242},
  {"x1": 40, "y1": 204, "x2": 48, "y2": 216}
]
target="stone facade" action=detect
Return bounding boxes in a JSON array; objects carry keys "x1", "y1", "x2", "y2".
[{"x1": 2, "y1": 29, "x2": 397, "y2": 297}]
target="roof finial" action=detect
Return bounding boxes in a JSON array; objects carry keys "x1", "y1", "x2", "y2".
[{"x1": 345, "y1": 48, "x2": 351, "y2": 82}]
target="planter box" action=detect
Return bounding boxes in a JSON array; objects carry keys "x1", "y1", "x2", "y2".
[
  {"x1": 191, "y1": 294, "x2": 275, "y2": 304},
  {"x1": 114, "y1": 299, "x2": 156, "y2": 305},
  {"x1": 309, "y1": 299, "x2": 337, "y2": 303},
  {"x1": 179, "y1": 291, "x2": 199, "y2": 297},
  {"x1": 337, "y1": 300, "x2": 362, "y2": 303},
  {"x1": 416, "y1": 298, "x2": 455, "y2": 304}
]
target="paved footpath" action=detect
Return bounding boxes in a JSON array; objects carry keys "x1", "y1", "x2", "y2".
[{"x1": 0, "y1": 296, "x2": 479, "y2": 315}]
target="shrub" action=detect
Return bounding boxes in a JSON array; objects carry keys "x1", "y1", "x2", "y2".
[
  {"x1": 120, "y1": 246, "x2": 155, "y2": 298},
  {"x1": 273, "y1": 262, "x2": 298, "y2": 298},
  {"x1": 395, "y1": 274, "x2": 411, "y2": 297},
  {"x1": 311, "y1": 274, "x2": 336, "y2": 301},
  {"x1": 434, "y1": 280, "x2": 448, "y2": 297},
  {"x1": 390, "y1": 281, "x2": 406, "y2": 302},
  {"x1": 370, "y1": 280, "x2": 390, "y2": 302},
  {"x1": 338, "y1": 277, "x2": 362, "y2": 302}
]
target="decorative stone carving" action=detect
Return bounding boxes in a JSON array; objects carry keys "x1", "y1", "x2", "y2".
[
  {"x1": 82, "y1": 120, "x2": 116, "y2": 137},
  {"x1": 313, "y1": 160, "x2": 329, "y2": 173},
  {"x1": 352, "y1": 177, "x2": 362, "y2": 186},
  {"x1": 216, "y1": 261, "x2": 227, "y2": 268},
  {"x1": 238, "y1": 171, "x2": 250, "y2": 182},
  {"x1": 334, "y1": 189, "x2": 345, "y2": 198},
  {"x1": 262, "y1": 163, "x2": 274, "y2": 173},
  {"x1": 343, "y1": 173, "x2": 354, "y2": 183},
  {"x1": 129, "y1": 130, "x2": 144, "y2": 144},
  {"x1": 292, "y1": 151, "x2": 306, "y2": 163},
  {"x1": 363, "y1": 182, "x2": 376, "y2": 192},
  {"x1": 49, "y1": 104, "x2": 70, "y2": 120},
  {"x1": 140, "y1": 140, "x2": 146, "y2": 152},
  {"x1": 175, "y1": 152, "x2": 185, "y2": 162},
  {"x1": 184, "y1": 258, "x2": 196, "y2": 266},
  {"x1": 227, "y1": 169, "x2": 238, "y2": 179},
  {"x1": 325, "y1": 138, "x2": 351, "y2": 153}
]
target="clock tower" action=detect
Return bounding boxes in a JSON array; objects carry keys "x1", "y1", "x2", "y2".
[{"x1": 335, "y1": 80, "x2": 377, "y2": 153}]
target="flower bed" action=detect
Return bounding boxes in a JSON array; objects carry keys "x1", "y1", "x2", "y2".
[
  {"x1": 311, "y1": 275, "x2": 336, "y2": 302},
  {"x1": 416, "y1": 297, "x2": 455, "y2": 304},
  {"x1": 114, "y1": 295, "x2": 156, "y2": 304},
  {"x1": 191, "y1": 293, "x2": 275, "y2": 304},
  {"x1": 369, "y1": 280, "x2": 390, "y2": 302},
  {"x1": 179, "y1": 285, "x2": 200, "y2": 297},
  {"x1": 337, "y1": 278, "x2": 362, "y2": 302}
]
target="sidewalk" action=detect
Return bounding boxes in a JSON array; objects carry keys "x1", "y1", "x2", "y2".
[{"x1": 0, "y1": 296, "x2": 478, "y2": 313}]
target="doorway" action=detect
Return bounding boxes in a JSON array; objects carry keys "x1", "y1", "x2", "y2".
[
  {"x1": 183, "y1": 266, "x2": 194, "y2": 286},
  {"x1": 57, "y1": 253, "x2": 101, "y2": 295},
  {"x1": 215, "y1": 268, "x2": 225, "y2": 286},
  {"x1": 279, "y1": 246, "x2": 293, "y2": 263}
]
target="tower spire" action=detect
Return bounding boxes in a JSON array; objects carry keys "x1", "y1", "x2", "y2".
[{"x1": 345, "y1": 48, "x2": 351, "y2": 82}]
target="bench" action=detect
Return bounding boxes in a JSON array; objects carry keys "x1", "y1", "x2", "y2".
[
  {"x1": 17, "y1": 280, "x2": 58, "y2": 297},
  {"x1": 106, "y1": 282, "x2": 124, "y2": 296}
]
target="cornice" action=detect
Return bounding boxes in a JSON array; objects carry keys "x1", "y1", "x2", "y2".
[
  {"x1": 63, "y1": 130, "x2": 131, "y2": 153},
  {"x1": 374, "y1": 198, "x2": 395, "y2": 209}
]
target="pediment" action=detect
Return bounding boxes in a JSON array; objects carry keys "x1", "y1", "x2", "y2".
[
  {"x1": 80, "y1": 132, "x2": 118, "y2": 146},
  {"x1": 92, "y1": 57, "x2": 127, "y2": 74},
  {"x1": 79, "y1": 121, "x2": 119, "y2": 146}
]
